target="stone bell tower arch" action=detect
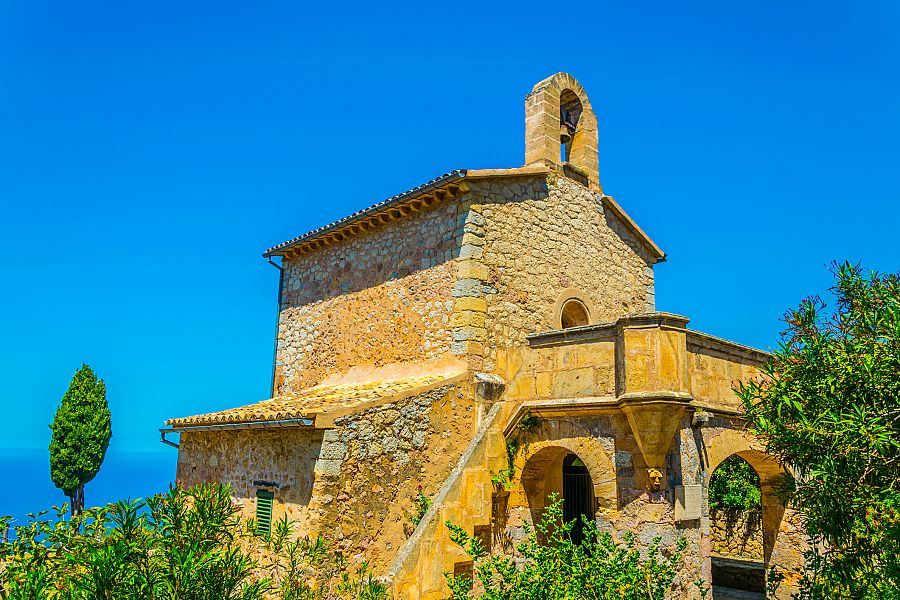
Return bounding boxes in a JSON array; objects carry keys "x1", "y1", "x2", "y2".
[{"x1": 525, "y1": 72, "x2": 601, "y2": 189}]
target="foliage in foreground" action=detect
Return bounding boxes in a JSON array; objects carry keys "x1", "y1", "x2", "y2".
[
  {"x1": 0, "y1": 483, "x2": 388, "y2": 600},
  {"x1": 49, "y1": 364, "x2": 112, "y2": 516},
  {"x1": 739, "y1": 262, "x2": 900, "y2": 599},
  {"x1": 445, "y1": 496, "x2": 686, "y2": 600},
  {"x1": 708, "y1": 454, "x2": 761, "y2": 511}
]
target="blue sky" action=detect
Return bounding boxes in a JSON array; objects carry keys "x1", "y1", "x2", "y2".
[{"x1": 1, "y1": 1, "x2": 898, "y2": 454}]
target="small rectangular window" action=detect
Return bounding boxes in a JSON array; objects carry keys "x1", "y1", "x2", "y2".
[{"x1": 256, "y1": 489, "x2": 274, "y2": 536}]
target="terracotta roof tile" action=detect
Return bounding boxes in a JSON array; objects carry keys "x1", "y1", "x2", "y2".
[
  {"x1": 262, "y1": 170, "x2": 467, "y2": 257},
  {"x1": 166, "y1": 373, "x2": 457, "y2": 429}
]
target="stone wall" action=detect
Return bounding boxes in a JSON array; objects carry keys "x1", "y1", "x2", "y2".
[
  {"x1": 470, "y1": 174, "x2": 656, "y2": 371},
  {"x1": 273, "y1": 172, "x2": 657, "y2": 390},
  {"x1": 495, "y1": 338, "x2": 617, "y2": 401},
  {"x1": 312, "y1": 382, "x2": 476, "y2": 571},
  {"x1": 686, "y1": 334, "x2": 766, "y2": 410},
  {"x1": 710, "y1": 508, "x2": 764, "y2": 560},
  {"x1": 176, "y1": 382, "x2": 477, "y2": 573},
  {"x1": 176, "y1": 427, "x2": 325, "y2": 534},
  {"x1": 275, "y1": 200, "x2": 460, "y2": 392}
]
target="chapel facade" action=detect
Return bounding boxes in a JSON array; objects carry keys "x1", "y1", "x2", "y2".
[{"x1": 164, "y1": 73, "x2": 805, "y2": 599}]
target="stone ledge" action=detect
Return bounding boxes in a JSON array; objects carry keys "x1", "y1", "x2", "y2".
[
  {"x1": 503, "y1": 397, "x2": 619, "y2": 435},
  {"x1": 686, "y1": 330, "x2": 771, "y2": 365},
  {"x1": 526, "y1": 312, "x2": 690, "y2": 347}
]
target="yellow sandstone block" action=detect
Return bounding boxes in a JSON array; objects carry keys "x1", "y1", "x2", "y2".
[
  {"x1": 506, "y1": 374, "x2": 536, "y2": 400},
  {"x1": 593, "y1": 365, "x2": 615, "y2": 396},
  {"x1": 524, "y1": 347, "x2": 557, "y2": 372},
  {"x1": 495, "y1": 349, "x2": 508, "y2": 378},
  {"x1": 501, "y1": 347, "x2": 524, "y2": 381},
  {"x1": 456, "y1": 260, "x2": 489, "y2": 280},
  {"x1": 462, "y1": 341, "x2": 484, "y2": 357},
  {"x1": 556, "y1": 342, "x2": 615, "y2": 371},
  {"x1": 451, "y1": 310, "x2": 486, "y2": 328},
  {"x1": 453, "y1": 296, "x2": 487, "y2": 313},
  {"x1": 658, "y1": 329, "x2": 688, "y2": 393},
  {"x1": 535, "y1": 371, "x2": 553, "y2": 398},
  {"x1": 552, "y1": 367, "x2": 594, "y2": 398}
]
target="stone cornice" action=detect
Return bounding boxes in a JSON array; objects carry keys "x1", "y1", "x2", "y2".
[
  {"x1": 616, "y1": 312, "x2": 690, "y2": 330},
  {"x1": 503, "y1": 396, "x2": 749, "y2": 437},
  {"x1": 463, "y1": 165, "x2": 553, "y2": 179}
]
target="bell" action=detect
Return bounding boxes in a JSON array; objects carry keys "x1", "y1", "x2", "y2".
[{"x1": 559, "y1": 123, "x2": 572, "y2": 145}]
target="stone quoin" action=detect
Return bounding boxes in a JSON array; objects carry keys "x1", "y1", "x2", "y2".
[{"x1": 163, "y1": 73, "x2": 806, "y2": 599}]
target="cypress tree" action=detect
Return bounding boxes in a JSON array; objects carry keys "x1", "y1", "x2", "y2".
[{"x1": 49, "y1": 364, "x2": 112, "y2": 515}]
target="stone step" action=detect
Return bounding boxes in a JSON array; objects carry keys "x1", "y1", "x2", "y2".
[{"x1": 712, "y1": 586, "x2": 765, "y2": 600}]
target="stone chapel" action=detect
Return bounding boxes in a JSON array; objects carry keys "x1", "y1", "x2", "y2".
[{"x1": 164, "y1": 73, "x2": 805, "y2": 599}]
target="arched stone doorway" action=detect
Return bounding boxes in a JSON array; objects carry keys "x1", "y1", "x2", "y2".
[
  {"x1": 507, "y1": 418, "x2": 617, "y2": 547},
  {"x1": 520, "y1": 446, "x2": 598, "y2": 543},
  {"x1": 562, "y1": 454, "x2": 596, "y2": 543},
  {"x1": 703, "y1": 428, "x2": 806, "y2": 599},
  {"x1": 708, "y1": 454, "x2": 765, "y2": 596}
]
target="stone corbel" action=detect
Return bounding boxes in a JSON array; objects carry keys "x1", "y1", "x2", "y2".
[
  {"x1": 619, "y1": 392, "x2": 692, "y2": 490},
  {"x1": 474, "y1": 372, "x2": 505, "y2": 427}
]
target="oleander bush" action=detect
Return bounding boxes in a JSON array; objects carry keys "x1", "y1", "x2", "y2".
[
  {"x1": 444, "y1": 496, "x2": 686, "y2": 600},
  {"x1": 0, "y1": 483, "x2": 387, "y2": 600},
  {"x1": 739, "y1": 262, "x2": 900, "y2": 599}
]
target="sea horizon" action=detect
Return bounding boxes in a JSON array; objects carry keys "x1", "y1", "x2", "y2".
[{"x1": 1, "y1": 446, "x2": 177, "y2": 530}]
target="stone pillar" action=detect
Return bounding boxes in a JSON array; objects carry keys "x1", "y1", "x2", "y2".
[
  {"x1": 450, "y1": 198, "x2": 489, "y2": 370},
  {"x1": 762, "y1": 486, "x2": 806, "y2": 599},
  {"x1": 676, "y1": 419, "x2": 707, "y2": 593}
]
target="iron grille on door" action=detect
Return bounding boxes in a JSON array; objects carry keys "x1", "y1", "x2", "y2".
[{"x1": 562, "y1": 454, "x2": 596, "y2": 545}]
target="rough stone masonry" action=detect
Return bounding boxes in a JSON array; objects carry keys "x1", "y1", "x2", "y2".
[{"x1": 165, "y1": 72, "x2": 806, "y2": 599}]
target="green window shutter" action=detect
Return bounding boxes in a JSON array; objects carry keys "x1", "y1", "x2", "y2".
[{"x1": 256, "y1": 490, "x2": 274, "y2": 536}]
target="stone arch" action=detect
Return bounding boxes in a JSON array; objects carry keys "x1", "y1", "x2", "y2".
[
  {"x1": 704, "y1": 427, "x2": 787, "y2": 487},
  {"x1": 553, "y1": 288, "x2": 595, "y2": 329},
  {"x1": 525, "y1": 72, "x2": 600, "y2": 186},
  {"x1": 703, "y1": 426, "x2": 804, "y2": 595},
  {"x1": 561, "y1": 299, "x2": 590, "y2": 329},
  {"x1": 514, "y1": 419, "x2": 617, "y2": 521}
]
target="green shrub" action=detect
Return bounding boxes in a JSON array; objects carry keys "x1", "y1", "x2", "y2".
[
  {"x1": 0, "y1": 483, "x2": 388, "y2": 600},
  {"x1": 0, "y1": 483, "x2": 266, "y2": 600},
  {"x1": 708, "y1": 455, "x2": 761, "y2": 511},
  {"x1": 739, "y1": 263, "x2": 900, "y2": 598},
  {"x1": 410, "y1": 486, "x2": 431, "y2": 527},
  {"x1": 444, "y1": 495, "x2": 686, "y2": 599}
]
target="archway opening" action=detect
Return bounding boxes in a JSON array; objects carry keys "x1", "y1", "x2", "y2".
[
  {"x1": 560, "y1": 299, "x2": 590, "y2": 329},
  {"x1": 521, "y1": 446, "x2": 598, "y2": 545},
  {"x1": 559, "y1": 89, "x2": 583, "y2": 163},
  {"x1": 562, "y1": 454, "x2": 596, "y2": 544},
  {"x1": 709, "y1": 454, "x2": 764, "y2": 596}
]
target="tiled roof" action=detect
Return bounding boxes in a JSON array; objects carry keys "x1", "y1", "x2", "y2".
[
  {"x1": 166, "y1": 373, "x2": 460, "y2": 430},
  {"x1": 262, "y1": 170, "x2": 467, "y2": 257}
]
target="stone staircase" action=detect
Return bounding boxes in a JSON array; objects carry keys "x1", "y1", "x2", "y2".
[{"x1": 387, "y1": 401, "x2": 512, "y2": 599}]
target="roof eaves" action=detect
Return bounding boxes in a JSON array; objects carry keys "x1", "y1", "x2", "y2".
[
  {"x1": 262, "y1": 170, "x2": 468, "y2": 258},
  {"x1": 163, "y1": 417, "x2": 315, "y2": 433}
]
